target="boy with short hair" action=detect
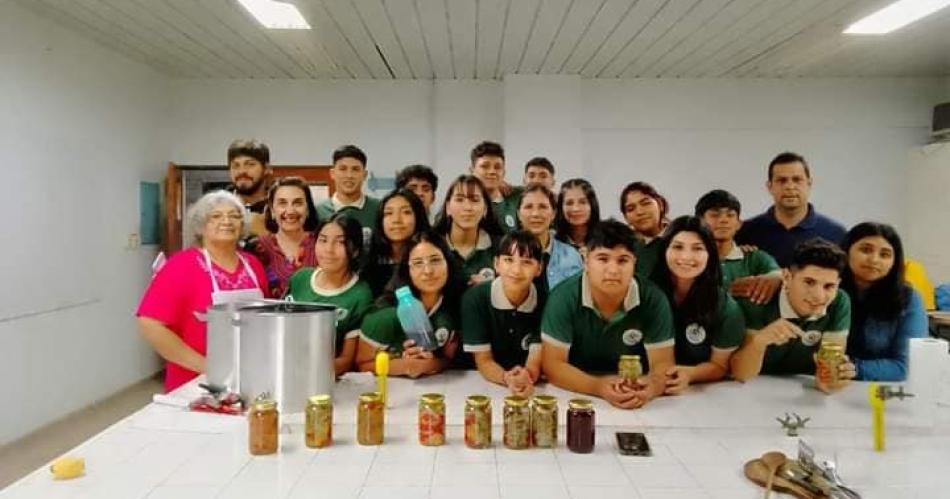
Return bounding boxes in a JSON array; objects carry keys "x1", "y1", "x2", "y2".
[
  {"x1": 316, "y1": 145, "x2": 380, "y2": 234},
  {"x1": 730, "y1": 238, "x2": 855, "y2": 393},
  {"x1": 523, "y1": 156, "x2": 556, "y2": 190},
  {"x1": 695, "y1": 189, "x2": 781, "y2": 303},
  {"x1": 395, "y1": 164, "x2": 438, "y2": 216},
  {"x1": 541, "y1": 219, "x2": 675, "y2": 409},
  {"x1": 470, "y1": 141, "x2": 520, "y2": 232}
]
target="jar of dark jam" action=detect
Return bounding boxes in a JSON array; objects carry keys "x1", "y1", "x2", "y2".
[{"x1": 566, "y1": 398, "x2": 595, "y2": 454}]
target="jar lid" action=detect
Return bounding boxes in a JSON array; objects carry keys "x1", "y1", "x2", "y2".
[
  {"x1": 252, "y1": 393, "x2": 277, "y2": 411},
  {"x1": 532, "y1": 394, "x2": 557, "y2": 406},
  {"x1": 466, "y1": 395, "x2": 490, "y2": 407},
  {"x1": 421, "y1": 393, "x2": 445, "y2": 404},
  {"x1": 568, "y1": 398, "x2": 593, "y2": 410},
  {"x1": 308, "y1": 394, "x2": 332, "y2": 405},
  {"x1": 359, "y1": 392, "x2": 382, "y2": 403},
  {"x1": 820, "y1": 342, "x2": 844, "y2": 351},
  {"x1": 619, "y1": 354, "x2": 641, "y2": 361},
  {"x1": 504, "y1": 395, "x2": 529, "y2": 407}
]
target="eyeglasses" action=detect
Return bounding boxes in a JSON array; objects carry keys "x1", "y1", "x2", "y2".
[
  {"x1": 408, "y1": 256, "x2": 447, "y2": 271},
  {"x1": 209, "y1": 212, "x2": 243, "y2": 223}
]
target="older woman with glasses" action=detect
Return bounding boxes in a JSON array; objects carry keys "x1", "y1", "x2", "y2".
[{"x1": 136, "y1": 190, "x2": 268, "y2": 392}]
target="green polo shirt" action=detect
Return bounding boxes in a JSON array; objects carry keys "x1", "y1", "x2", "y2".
[
  {"x1": 671, "y1": 289, "x2": 745, "y2": 366},
  {"x1": 740, "y1": 287, "x2": 851, "y2": 375},
  {"x1": 462, "y1": 278, "x2": 542, "y2": 370},
  {"x1": 359, "y1": 299, "x2": 457, "y2": 357},
  {"x1": 540, "y1": 273, "x2": 674, "y2": 374},
  {"x1": 720, "y1": 245, "x2": 781, "y2": 287},
  {"x1": 446, "y1": 230, "x2": 496, "y2": 283},
  {"x1": 286, "y1": 269, "x2": 373, "y2": 352},
  {"x1": 634, "y1": 237, "x2": 663, "y2": 279},
  {"x1": 493, "y1": 190, "x2": 522, "y2": 233},
  {"x1": 316, "y1": 194, "x2": 380, "y2": 232}
]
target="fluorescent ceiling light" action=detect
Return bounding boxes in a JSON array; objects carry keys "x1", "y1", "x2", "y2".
[
  {"x1": 237, "y1": 0, "x2": 311, "y2": 30},
  {"x1": 844, "y1": 0, "x2": 950, "y2": 34}
]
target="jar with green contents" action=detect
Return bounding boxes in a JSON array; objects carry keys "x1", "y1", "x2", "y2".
[
  {"x1": 503, "y1": 395, "x2": 530, "y2": 450},
  {"x1": 248, "y1": 394, "x2": 278, "y2": 455},
  {"x1": 618, "y1": 354, "x2": 642, "y2": 382},
  {"x1": 418, "y1": 393, "x2": 446, "y2": 446},
  {"x1": 305, "y1": 394, "x2": 332, "y2": 448},
  {"x1": 464, "y1": 395, "x2": 492, "y2": 449},
  {"x1": 530, "y1": 395, "x2": 558, "y2": 448}
]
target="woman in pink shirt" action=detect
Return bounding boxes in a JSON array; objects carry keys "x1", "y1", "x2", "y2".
[{"x1": 137, "y1": 191, "x2": 268, "y2": 392}]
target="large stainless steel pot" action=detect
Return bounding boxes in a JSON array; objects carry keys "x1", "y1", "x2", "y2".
[
  {"x1": 237, "y1": 302, "x2": 337, "y2": 413},
  {"x1": 206, "y1": 299, "x2": 280, "y2": 393}
]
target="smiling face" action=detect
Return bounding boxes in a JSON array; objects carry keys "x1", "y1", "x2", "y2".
[
  {"x1": 315, "y1": 222, "x2": 349, "y2": 274},
  {"x1": 586, "y1": 245, "x2": 636, "y2": 297},
  {"x1": 229, "y1": 155, "x2": 269, "y2": 196},
  {"x1": 271, "y1": 185, "x2": 308, "y2": 233},
  {"x1": 202, "y1": 202, "x2": 244, "y2": 247},
  {"x1": 848, "y1": 235, "x2": 895, "y2": 287},
  {"x1": 785, "y1": 265, "x2": 841, "y2": 317},
  {"x1": 471, "y1": 155, "x2": 505, "y2": 194},
  {"x1": 524, "y1": 166, "x2": 554, "y2": 190},
  {"x1": 561, "y1": 187, "x2": 591, "y2": 227},
  {"x1": 622, "y1": 190, "x2": 662, "y2": 237},
  {"x1": 768, "y1": 161, "x2": 812, "y2": 212},
  {"x1": 407, "y1": 241, "x2": 449, "y2": 296},
  {"x1": 446, "y1": 183, "x2": 487, "y2": 231},
  {"x1": 518, "y1": 191, "x2": 555, "y2": 238},
  {"x1": 665, "y1": 231, "x2": 709, "y2": 281},
  {"x1": 331, "y1": 156, "x2": 367, "y2": 197},
  {"x1": 495, "y1": 252, "x2": 542, "y2": 294},
  {"x1": 382, "y1": 195, "x2": 417, "y2": 244}
]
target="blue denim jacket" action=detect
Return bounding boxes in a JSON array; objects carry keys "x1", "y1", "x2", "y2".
[
  {"x1": 848, "y1": 286, "x2": 928, "y2": 381},
  {"x1": 546, "y1": 236, "x2": 584, "y2": 290}
]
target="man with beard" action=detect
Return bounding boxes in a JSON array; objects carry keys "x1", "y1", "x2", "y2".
[
  {"x1": 227, "y1": 139, "x2": 272, "y2": 239},
  {"x1": 736, "y1": 152, "x2": 845, "y2": 267}
]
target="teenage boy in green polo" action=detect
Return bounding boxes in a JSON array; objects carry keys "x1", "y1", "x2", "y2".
[
  {"x1": 541, "y1": 219, "x2": 675, "y2": 409},
  {"x1": 695, "y1": 189, "x2": 781, "y2": 304},
  {"x1": 462, "y1": 231, "x2": 545, "y2": 397},
  {"x1": 730, "y1": 238, "x2": 856, "y2": 393},
  {"x1": 316, "y1": 145, "x2": 380, "y2": 233},
  {"x1": 470, "y1": 141, "x2": 520, "y2": 232}
]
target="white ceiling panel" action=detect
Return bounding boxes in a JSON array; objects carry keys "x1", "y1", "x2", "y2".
[{"x1": 16, "y1": 0, "x2": 950, "y2": 79}]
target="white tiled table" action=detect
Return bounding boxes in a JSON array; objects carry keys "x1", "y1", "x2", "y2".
[{"x1": 3, "y1": 371, "x2": 949, "y2": 499}]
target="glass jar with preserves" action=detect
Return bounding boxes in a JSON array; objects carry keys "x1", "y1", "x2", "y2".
[
  {"x1": 530, "y1": 395, "x2": 558, "y2": 448},
  {"x1": 464, "y1": 395, "x2": 492, "y2": 449},
  {"x1": 248, "y1": 394, "x2": 279, "y2": 455},
  {"x1": 567, "y1": 398, "x2": 595, "y2": 454},
  {"x1": 305, "y1": 394, "x2": 332, "y2": 448},
  {"x1": 618, "y1": 354, "x2": 643, "y2": 382},
  {"x1": 503, "y1": 395, "x2": 530, "y2": 450},
  {"x1": 357, "y1": 392, "x2": 384, "y2": 445},
  {"x1": 816, "y1": 342, "x2": 845, "y2": 387},
  {"x1": 418, "y1": 393, "x2": 446, "y2": 446}
]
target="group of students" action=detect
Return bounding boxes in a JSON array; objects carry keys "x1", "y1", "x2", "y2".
[{"x1": 136, "y1": 139, "x2": 930, "y2": 409}]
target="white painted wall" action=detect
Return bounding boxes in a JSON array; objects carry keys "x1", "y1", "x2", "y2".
[{"x1": 0, "y1": 1, "x2": 168, "y2": 444}]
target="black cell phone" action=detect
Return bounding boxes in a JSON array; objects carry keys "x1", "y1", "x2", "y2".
[{"x1": 616, "y1": 432, "x2": 651, "y2": 456}]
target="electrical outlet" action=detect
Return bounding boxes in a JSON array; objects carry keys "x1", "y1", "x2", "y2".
[{"x1": 127, "y1": 233, "x2": 140, "y2": 250}]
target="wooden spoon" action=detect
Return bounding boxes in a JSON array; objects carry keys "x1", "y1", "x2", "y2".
[{"x1": 762, "y1": 451, "x2": 787, "y2": 499}]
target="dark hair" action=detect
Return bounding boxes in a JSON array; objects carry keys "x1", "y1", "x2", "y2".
[
  {"x1": 517, "y1": 184, "x2": 557, "y2": 212},
  {"x1": 227, "y1": 139, "x2": 269, "y2": 164},
  {"x1": 840, "y1": 222, "x2": 907, "y2": 320},
  {"x1": 369, "y1": 189, "x2": 431, "y2": 262},
  {"x1": 433, "y1": 175, "x2": 504, "y2": 238},
  {"x1": 376, "y1": 230, "x2": 465, "y2": 311},
  {"x1": 555, "y1": 178, "x2": 601, "y2": 244},
  {"x1": 332, "y1": 144, "x2": 367, "y2": 167},
  {"x1": 651, "y1": 216, "x2": 722, "y2": 330},
  {"x1": 790, "y1": 238, "x2": 846, "y2": 273},
  {"x1": 263, "y1": 176, "x2": 319, "y2": 233},
  {"x1": 585, "y1": 218, "x2": 638, "y2": 255},
  {"x1": 524, "y1": 157, "x2": 555, "y2": 174},
  {"x1": 768, "y1": 152, "x2": 810, "y2": 181},
  {"x1": 395, "y1": 164, "x2": 439, "y2": 193},
  {"x1": 470, "y1": 141, "x2": 505, "y2": 165},
  {"x1": 694, "y1": 189, "x2": 741, "y2": 217},
  {"x1": 496, "y1": 230, "x2": 544, "y2": 262},
  {"x1": 314, "y1": 213, "x2": 365, "y2": 273},
  {"x1": 620, "y1": 181, "x2": 669, "y2": 222}
]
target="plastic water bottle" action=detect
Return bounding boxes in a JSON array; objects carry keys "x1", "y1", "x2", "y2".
[{"x1": 395, "y1": 286, "x2": 437, "y2": 351}]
